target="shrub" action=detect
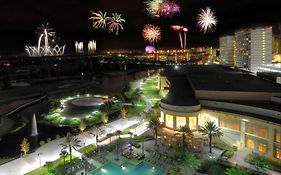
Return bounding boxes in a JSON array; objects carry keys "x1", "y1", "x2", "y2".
[
  {"x1": 245, "y1": 153, "x2": 272, "y2": 171},
  {"x1": 56, "y1": 134, "x2": 60, "y2": 139},
  {"x1": 40, "y1": 141, "x2": 45, "y2": 146},
  {"x1": 47, "y1": 138, "x2": 52, "y2": 143},
  {"x1": 223, "y1": 148, "x2": 235, "y2": 158}
]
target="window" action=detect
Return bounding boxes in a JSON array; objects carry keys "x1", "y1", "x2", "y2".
[
  {"x1": 275, "y1": 148, "x2": 281, "y2": 159},
  {"x1": 220, "y1": 119, "x2": 226, "y2": 127},
  {"x1": 258, "y1": 128, "x2": 267, "y2": 138},
  {"x1": 166, "y1": 114, "x2": 174, "y2": 128},
  {"x1": 231, "y1": 121, "x2": 240, "y2": 131},
  {"x1": 276, "y1": 132, "x2": 281, "y2": 143},
  {"x1": 247, "y1": 139, "x2": 255, "y2": 149},
  {"x1": 189, "y1": 117, "x2": 197, "y2": 130},
  {"x1": 247, "y1": 125, "x2": 255, "y2": 134},
  {"x1": 259, "y1": 144, "x2": 267, "y2": 154},
  {"x1": 176, "y1": 116, "x2": 186, "y2": 128},
  {"x1": 159, "y1": 112, "x2": 165, "y2": 123}
]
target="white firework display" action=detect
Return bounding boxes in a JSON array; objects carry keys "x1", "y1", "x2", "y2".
[{"x1": 197, "y1": 7, "x2": 218, "y2": 33}]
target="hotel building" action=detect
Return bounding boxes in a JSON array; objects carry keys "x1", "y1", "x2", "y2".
[
  {"x1": 158, "y1": 65, "x2": 281, "y2": 160},
  {"x1": 219, "y1": 25, "x2": 281, "y2": 73}
]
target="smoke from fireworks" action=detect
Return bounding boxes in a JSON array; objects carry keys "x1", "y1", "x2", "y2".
[
  {"x1": 197, "y1": 7, "x2": 217, "y2": 33},
  {"x1": 90, "y1": 11, "x2": 110, "y2": 29},
  {"x1": 108, "y1": 13, "x2": 125, "y2": 35},
  {"x1": 145, "y1": 0, "x2": 180, "y2": 18},
  {"x1": 142, "y1": 24, "x2": 161, "y2": 44}
]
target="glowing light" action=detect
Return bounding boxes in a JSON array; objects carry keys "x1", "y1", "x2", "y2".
[
  {"x1": 145, "y1": 45, "x2": 156, "y2": 53},
  {"x1": 108, "y1": 13, "x2": 125, "y2": 35},
  {"x1": 142, "y1": 24, "x2": 161, "y2": 44},
  {"x1": 197, "y1": 7, "x2": 217, "y2": 33},
  {"x1": 90, "y1": 11, "x2": 110, "y2": 29},
  {"x1": 75, "y1": 41, "x2": 83, "y2": 53},
  {"x1": 145, "y1": 0, "x2": 180, "y2": 18},
  {"x1": 170, "y1": 25, "x2": 188, "y2": 50}
]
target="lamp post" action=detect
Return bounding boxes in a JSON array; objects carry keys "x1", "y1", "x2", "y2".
[{"x1": 38, "y1": 152, "x2": 43, "y2": 167}]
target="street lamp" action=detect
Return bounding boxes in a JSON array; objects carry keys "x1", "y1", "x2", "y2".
[{"x1": 38, "y1": 152, "x2": 43, "y2": 167}]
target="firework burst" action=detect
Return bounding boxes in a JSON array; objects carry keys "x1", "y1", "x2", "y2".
[
  {"x1": 142, "y1": 24, "x2": 161, "y2": 44},
  {"x1": 197, "y1": 7, "x2": 218, "y2": 33},
  {"x1": 145, "y1": 0, "x2": 180, "y2": 18},
  {"x1": 108, "y1": 13, "x2": 125, "y2": 35},
  {"x1": 90, "y1": 11, "x2": 110, "y2": 29}
]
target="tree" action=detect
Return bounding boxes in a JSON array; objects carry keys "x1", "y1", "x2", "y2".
[
  {"x1": 91, "y1": 127, "x2": 101, "y2": 152},
  {"x1": 59, "y1": 132, "x2": 81, "y2": 162},
  {"x1": 147, "y1": 116, "x2": 163, "y2": 145},
  {"x1": 225, "y1": 167, "x2": 247, "y2": 175},
  {"x1": 79, "y1": 121, "x2": 87, "y2": 133},
  {"x1": 107, "y1": 133, "x2": 114, "y2": 145},
  {"x1": 115, "y1": 130, "x2": 122, "y2": 160},
  {"x1": 20, "y1": 138, "x2": 30, "y2": 157},
  {"x1": 59, "y1": 150, "x2": 68, "y2": 166},
  {"x1": 120, "y1": 107, "x2": 127, "y2": 119},
  {"x1": 199, "y1": 121, "x2": 223, "y2": 153},
  {"x1": 181, "y1": 153, "x2": 201, "y2": 175},
  {"x1": 177, "y1": 125, "x2": 193, "y2": 152}
]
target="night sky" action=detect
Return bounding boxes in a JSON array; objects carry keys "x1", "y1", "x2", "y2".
[{"x1": 0, "y1": 0, "x2": 280, "y2": 53}]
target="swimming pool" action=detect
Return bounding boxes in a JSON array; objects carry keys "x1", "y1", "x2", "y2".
[{"x1": 91, "y1": 162, "x2": 165, "y2": 175}]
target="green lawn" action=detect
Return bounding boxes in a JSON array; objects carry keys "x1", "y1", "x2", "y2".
[
  {"x1": 78, "y1": 144, "x2": 96, "y2": 154},
  {"x1": 25, "y1": 155, "x2": 78, "y2": 175}
]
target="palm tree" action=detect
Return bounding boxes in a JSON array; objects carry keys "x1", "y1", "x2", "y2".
[
  {"x1": 115, "y1": 130, "x2": 122, "y2": 160},
  {"x1": 107, "y1": 133, "x2": 114, "y2": 145},
  {"x1": 147, "y1": 116, "x2": 163, "y2": 146},
  {"x1": 181, "y1": 153, "x2": 200, "y2": 175},
  {"x1": 59, "y1": 132, "x2": 81, "y2": 162},
  {"x1": 199, "y1": 121, "x2": 223, "y2": 153},
  {"x1": 177, "y1": 125, "x2": 193, "y2": 152},
  {"x1": 225, "y1": 167, "x2": 247, "y2": 175},
  {"x1": 59, "y1": 150, "x2": 68, "y2": 166},
  {"x1": 129, "y1": 132, "x2": 133, "y2": 152}
]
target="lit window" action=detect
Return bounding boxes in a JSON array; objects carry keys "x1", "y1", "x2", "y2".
[
  {"x1": 176, "y1": 116, "x2": 186, "y2": 128},
  {"x1": 275, "y1": 148, "x2": 281, "y2": 159},
  {"x1": 247, "y1": 125, "x2": 255, "y2": 134},
  {"x1": 259, "y1": 144, "x2": 267, "y2": 154},
  {"x1": 159, "y1": 112, "x2": 165, "y2": 123},
  {"x1": 258, "y1": 128, "x2": 268, "y2": 138},
  {"x1": 166, "y1": 114, "x2": 174, "y2": 128},
  {"x1": 220, "y1": 119, "x2": 226, "y2": 127},
  {"x1": 276, "y1": 132, "x2": 281, "y2": 143},
  {"x1": 189, "y1": 117, "x2": 197, "y2": 130},
  {"x1": 231, "y1": 121, "x2": 240, "y2": 131},
  {"x1": 247, "y1": 139, "x2": 255, "y2": 149}
]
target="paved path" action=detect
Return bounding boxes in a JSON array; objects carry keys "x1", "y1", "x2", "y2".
[{"x1": 0, "y1": 77, "x2": 154, "y2": 175}]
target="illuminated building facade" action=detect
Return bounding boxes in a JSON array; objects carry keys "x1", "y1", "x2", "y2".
[
  {"x1": 158, "y1": 65, "x2": 281, "y2": 159},
  {"x1": 219, "y1": 25, "x2": 281, "y2": 73},
  {"x1": 219, "y1": 35, "x2": 235, "y2": 65}
]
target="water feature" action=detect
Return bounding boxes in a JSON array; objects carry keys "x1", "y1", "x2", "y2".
[
  {"x1": 31, "y1": 114, "x2": 38, "y2": 136},
  {"x1": 91, "y1": 162, "x2": 164, "y2": 175}
]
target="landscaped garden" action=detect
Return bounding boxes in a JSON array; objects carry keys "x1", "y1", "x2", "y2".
[{"x1": 40, "y1": 94, "x2": 122, "y2": 127}]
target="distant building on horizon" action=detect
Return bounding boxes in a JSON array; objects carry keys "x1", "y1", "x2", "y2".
[{"x1": 219, "y1": 24, "x2": 281, "y2": 73}]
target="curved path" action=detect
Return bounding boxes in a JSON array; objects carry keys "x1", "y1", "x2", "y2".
[{"x1": 0, "y1": 77, "x2": 155, "y2": 175}]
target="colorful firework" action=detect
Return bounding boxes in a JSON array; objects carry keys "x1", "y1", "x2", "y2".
[
  {"x1": 170, "y1": 25, "x2": 188, "y2": 50},
  {"x1": 197, "y1": 7, "x2": 218, "y2": 33},
  {"x1": 108, "y1": 13, "x2": 125, "y2": 35},
  {"x1": 145, "y1": 0, "x2": 180, "y2": 18},
  {"x1": 142, "y1": 24, "x2": 161, "y2": 44},
  {"x1": 89, "y1": 11, "x2": 110, "y2": 29},
  {"x1": 162, "y1": 0, "x2": 180, "y2": 17}
]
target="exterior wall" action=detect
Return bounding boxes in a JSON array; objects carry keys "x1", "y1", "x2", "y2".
[
  {"x1": 250, "y1": 27, "x2": 273, "y2": 73},
  {"x1": 195, "y1": 90, "x2": 281, "y2": 102},
  {"x1": 201, "y1": 108, "x2": 281, "y2": 159},
  {"x1": 219, "y1": 35, "x2": 235, "y2": 65}
]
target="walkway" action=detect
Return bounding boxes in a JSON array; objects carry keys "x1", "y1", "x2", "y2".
[{"x1": 0, "y1": 77, "x2": 154, "y2": 175}]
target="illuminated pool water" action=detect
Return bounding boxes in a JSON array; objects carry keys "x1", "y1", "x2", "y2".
[{"x1": 91, "y1": 162, "x2": 165, "y2": 175}]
